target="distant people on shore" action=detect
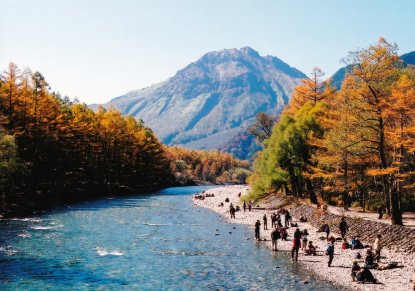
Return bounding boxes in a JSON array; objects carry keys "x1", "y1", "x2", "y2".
[
  {"x1": 377, "y1": 206, "x2": 384, "y2": 219},
  {"x1": 301, "y1": 229, "x2": 309, "y2": 252},
  {"x1": 364, "y1": 249, "x2": 378, "y2": 269},
  {"x1": 291, "y1": 228, "x2": 301, "y2": 261},
  {"x1": 271, "y1": 213, "x2": 276, "y2": 228},
  {"x1": 248, "y1": 200, "x2": 252, "y2": 212},
  {"x1": 351, "y1": 236, "x2": 364, "y2": 250},
  {"x1": 305, "y1": 241, "x2": 317, "y2": 256},
  {"x1": 229, "y1": 203, "x2": 236, "y2": 219},
  {"x1": 263, "y1": 214, "x2": 268, "y2": 230},
  {"x1": 326, "y1": 236, "x2": 335, "y2": 267},
  {"x1": 280, "y1": 227, "x2": 288, "y2": 240},
  {"x1": 299, "y1": 214, "x2": 307, "y2": 222},
  {"x1": 243, "y1": 201, "x2": 246, "y2": 212},
  {"x1": 284, "y1": 210, "x2": 291, "y2": 227},
  {"x1": 318, "y1": 223, "x2": 330, "y2": 239},
  {"x1": 339, "y1": 217, "x2": 349, "y2": 239},
  {"x1": 341, "y1": 237, "x2": 350, "y2": 250},
  {"x1": 271, "y1": 227, "x2": 281, "y2": 251},
  {"x1": 356, "y1": 267, "x2": 377, "y2": 284},
  {"x1": 373, "y1": 234, "x2": 382, "y2": 262},
  {"x1": 351, "y1": 261, "x2": 360, "y2": 281},
  {"x1": 255, "y1": 220, "x2": 261, "y2": 240},
  {"x1": 194, "y1": 193, "x2": 214, "y2": 200}
]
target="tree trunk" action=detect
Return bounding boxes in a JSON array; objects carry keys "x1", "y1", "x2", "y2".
[{"x1": 390, "y1": 182, "x2": 403, "y2": 225}]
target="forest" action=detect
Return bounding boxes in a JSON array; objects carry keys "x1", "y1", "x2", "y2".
[
  {"x1": 249, "y1": 38, "x2": 415, "y2": 225},
  {"x1": 0, "y1": 64, "x2": 250, "y2": 216},
  {"x1": 165, "y1": 146, "x2": 251, "y2": 185}
]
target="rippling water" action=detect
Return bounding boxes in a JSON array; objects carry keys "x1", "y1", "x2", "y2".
[{"x1": 0, "y1": 186, "x2": 338, "y2": 290}]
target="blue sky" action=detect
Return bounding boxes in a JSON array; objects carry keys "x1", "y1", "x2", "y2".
[{"x1": 1, "y1": 0, "x2": 414, "y2": 104}]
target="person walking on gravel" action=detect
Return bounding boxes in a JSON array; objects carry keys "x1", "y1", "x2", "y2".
[{"x1": 339, "y1": 217, "x2": 349, "y2": 239}]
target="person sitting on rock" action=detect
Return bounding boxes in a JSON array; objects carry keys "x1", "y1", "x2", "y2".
[
  {"x1": 305, "y1": 241, "x2": 317, "y2": 256},
  {"x1": 299, "y1": 214, "x2": 307, "y2": 222},
  {"x1": 341, "y1": 237, "x2": 350, "y2": 250},
  {"x1": 279, "y1": 227, "x2": 288, "y2": 240},
  {"x1": 318, "y1": 223, "x2": 330, "y2": 240},
  {"x1": 351, "y1": 261, "x2": 361, "y2": 282},
  {"x1": 364, "y1": 249, "x2": 378, "y2": 269},
  {"x1": 356, "y1": 267, "x2": 378, "y2": 284},
  {"x1": 351, "y1": 236, "x2": 364, "y2": 249}
]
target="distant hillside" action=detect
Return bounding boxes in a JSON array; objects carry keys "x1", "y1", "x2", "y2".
[
  {"x1": 401, "y1": 51, "x2": 415, "y2": 66},
  {"x1": 329, "y1": 51, "x2": 415, "y2": 89},
  {"x1": 100, "y1": 47, "x2": 306, "y2": 159}
]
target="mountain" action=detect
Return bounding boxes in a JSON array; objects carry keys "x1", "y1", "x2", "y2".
[
  {"x1": 401, "y1": 51, "x2": 415, "y2": 65},
  {"x1": 101, "y1": 47, "x2": 306, "y2": 158},
  {"x1": 329, "y1": 51, "x2": 415, "y2": 89}
]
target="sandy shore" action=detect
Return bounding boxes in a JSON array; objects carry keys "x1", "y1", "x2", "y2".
[{"x1": 192, "y1": 185, "x2": 415, "y2": 291}]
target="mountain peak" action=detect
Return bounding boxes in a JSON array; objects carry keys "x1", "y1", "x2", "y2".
[
  {"x1": 102, "y1": 47, "x2": 307, "y2": 159},
  {"x1": 200, "y1": 47, "x2": 260, "y2": 61}
]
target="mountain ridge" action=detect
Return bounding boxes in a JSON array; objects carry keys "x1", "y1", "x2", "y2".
[{"x1": 100, "y1": 47, "x2": 306, "y2": 157}]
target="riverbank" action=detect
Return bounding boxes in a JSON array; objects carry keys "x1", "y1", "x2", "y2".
[{"x1": 192, "y1": 185, "x2": 415, "y2": 290}]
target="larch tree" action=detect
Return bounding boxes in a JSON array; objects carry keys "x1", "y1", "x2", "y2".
[{"x1": 342, "y1": 38, "x2": 404, "y2": 225}]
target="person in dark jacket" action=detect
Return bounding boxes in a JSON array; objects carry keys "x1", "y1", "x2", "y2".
[
  {"x1": 254, "y1": 220, "x2": 261, "y2": 240},
  {"x1": 326, "y1": 237, "x2": 335, "y2": 267},
  {"x1": 291, "y1": 228, "x2": 301, "y2": 261},
  {"x1": 339, "y1": 217, "x2": 349, "y2": 239}
]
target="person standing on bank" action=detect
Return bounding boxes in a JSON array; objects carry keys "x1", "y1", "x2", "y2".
[
  {"x1": 255, "y1": 220, "x2": 261, "y2": 240},
  {"x1": 326, "y1": 237, "x2": 335, "y2": 267},
  {"x1": 271, "y1": 227, "x2": 280, "y2": 251},
  {"x1": 263, "y1": 214, "x2": 268, "y2": 230},
  {"x1": 373, "y1": 234, "x2": 383, "y2": 262},
  {"x1": 291, "y1": 228, "x2": 301, "y2": 261},
  {"x1": 339, "y1": 217, "x2": 349, "y2": 239},
  {"x1": 377, "y1": 206, "x2": 384, "y2": 219},
  {"x1": 284, "y1": 210, "x2": 291, "y2": 227},
  {"x1": 229, "y1": 203, "x2": 236, "y2": 219},
  {"x1": 243, "y1": 201, "x2": 246, "y2": 212}
]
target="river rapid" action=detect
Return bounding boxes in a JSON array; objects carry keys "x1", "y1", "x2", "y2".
[{"x1": 0, "y1": 186, "x2": 338, "y2": 290}]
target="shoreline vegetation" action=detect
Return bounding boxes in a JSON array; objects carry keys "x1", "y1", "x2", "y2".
[
  {"x1": 248, "y1": 38, "x2": 415, "y2": 226},
  {"x1": 0, "y1": 63, "x2": 250, "y2": 218},
  {"x1": 193, "y1": 185, "x2": 415, "y2": 291}
]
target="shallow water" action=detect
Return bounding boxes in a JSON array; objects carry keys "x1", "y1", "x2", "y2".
[{"x1": 0, "y1": 186, "x2": 339, "y2": 290}]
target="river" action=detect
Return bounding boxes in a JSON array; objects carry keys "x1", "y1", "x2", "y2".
[{"x1": 0, "y1": 186, "x2": 338, "y2": 290}]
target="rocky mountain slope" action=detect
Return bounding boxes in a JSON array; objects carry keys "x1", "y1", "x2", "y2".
[{"x1": 101, "y1": 47, "x2": 306, "y2": 155}]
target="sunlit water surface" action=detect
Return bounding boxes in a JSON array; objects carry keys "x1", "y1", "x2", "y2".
[{"x1": 0, "y1": 186, "x2": 339, "y2": 290}]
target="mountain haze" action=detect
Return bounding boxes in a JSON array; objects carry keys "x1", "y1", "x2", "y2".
[{"x1": 101, "y1": 47, "x2": 306, "y2": 157}]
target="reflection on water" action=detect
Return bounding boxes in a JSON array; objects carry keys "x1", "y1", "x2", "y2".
[{"x1": 0, "y1": 186, "x2": 339, "y2": 290}]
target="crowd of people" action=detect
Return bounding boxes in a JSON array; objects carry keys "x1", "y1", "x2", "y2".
[
  {"x1": 254, "y1": 209, "x2": 385, "y2": 284},
  {"x1": 198, "y1": 192, "x2": 390, "y2": 285},
  {"x1": 193, "y1": 191, "x2": 215, "y2": 200}
]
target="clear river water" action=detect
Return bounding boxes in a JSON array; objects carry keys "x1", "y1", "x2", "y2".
[{"x1": 0, "y1": 186, "x2": 339, "y2": 290}]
